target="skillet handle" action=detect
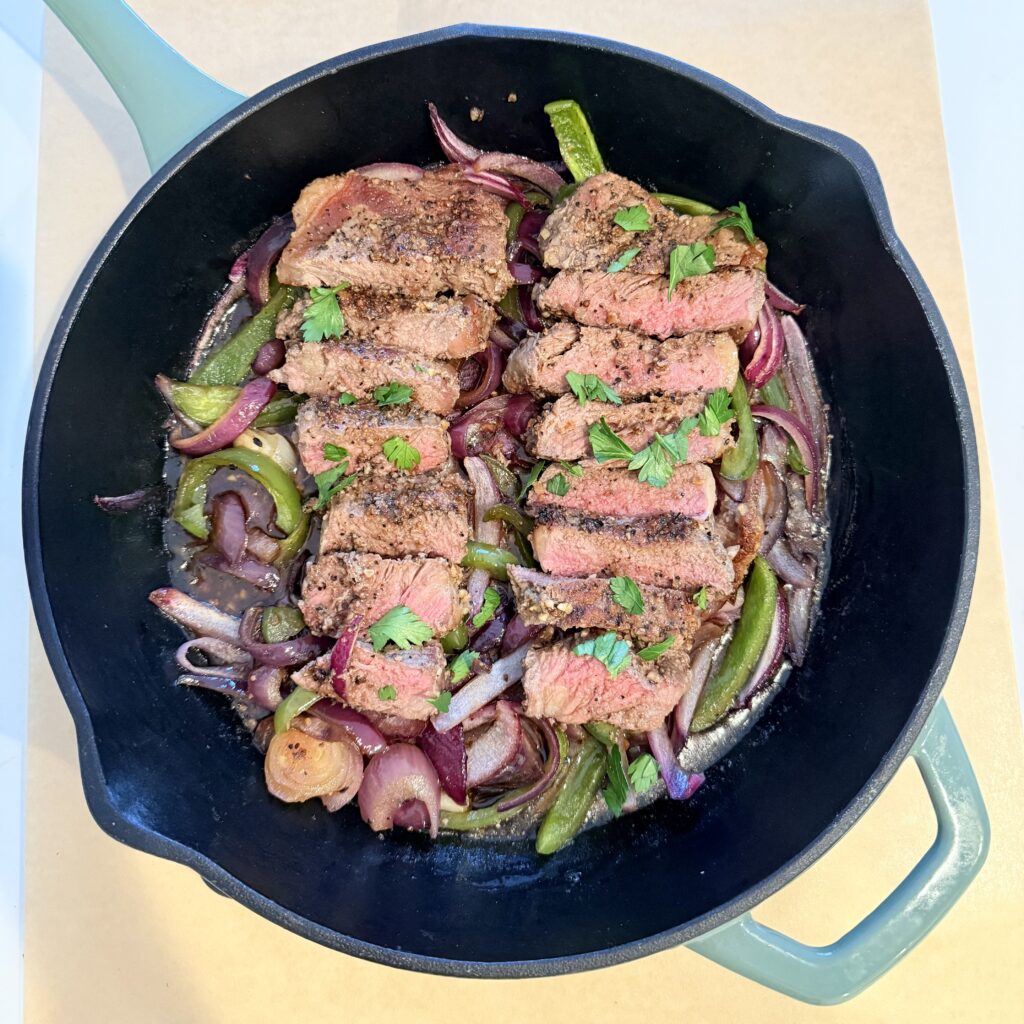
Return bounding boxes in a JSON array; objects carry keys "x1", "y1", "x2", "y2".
[
  {"x1": 688, "y1": 698, "x2": 988, "y2": 1004},
  {"x1": 44, "y1": 0, "x2": 244, "y2": 171}
]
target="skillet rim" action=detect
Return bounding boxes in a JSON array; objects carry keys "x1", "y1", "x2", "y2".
[{"x1": 21, "y1": 22, "x2": 981, "y2": 977}]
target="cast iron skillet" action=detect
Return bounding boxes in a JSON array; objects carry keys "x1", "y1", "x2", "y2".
[{"x1": 25, "y1": 7, "x2": 988, "y2": 1004}]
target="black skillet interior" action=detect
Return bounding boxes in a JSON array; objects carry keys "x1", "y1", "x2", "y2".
[{"x1": 26, "y1": 29, "x2": 974, "y2": 973}]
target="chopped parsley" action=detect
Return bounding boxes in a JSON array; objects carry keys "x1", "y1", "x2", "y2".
[
  {"x1": 637, "y1": 635, "x2": 676, "y2": 660},
  {"x1": 566, "y1": 371, "x2": 622, "y2": 407},
  {"x1": 613, "y1": 205, "x2": 652, "y2": 232},
  {"x1": 574, "y1": 632, "x2": 631, "y2": 678},
  {"x1": 427, "y1": 691, "x2": 452, "y2": 713},
  {"x1": 712, "y1": 201, "x2": 756, "y2": 244},
  {"x1": 609, "y1": 576, "x2": 644, "y2": 615},
  {"x1": 377, "y1": 685, "x2": 397, "y2": 701},
  {"x1": 602, "y1": 746, "x2": 630, "y2": 817},
  {"x1": 322, "y1": 442, "x2": 348, "y2": 463},
  {"x1": 373, "y1": 382, "x2": 413, "y2": 407},
  {"x1": 667, "y1": 242, "x2": 716, "y2": 298},
  {"x1": 628, "y1": 433, "x2": 679, "y2": 488},
  {"x1": 693, "y1": 586, "x2": 709, "y2": 611},
  {"x1": 588, "y1": 417, "x2": 634, "y2": 462},
  {"x1": 559, "y1": 461, "x2": 584, "y2": 478},
  {"x1": 607, "y1": 247, "x2": 641, "y2": 273},
  {"x1": 382, "y1": 436, "x2": 421, "y2": 471},
  {"x1": 337, "y1": 392, "x2": 357, "y2": 406},
  {"x1": 519, "y1": 460, "x2": 547, "y2": 500},
  {"x1": 313, "y1": 463, "x2": 356, "y2": 510},
  {"x1": 301, "y1": 283, "x2": 350, "y2": 342},
  {"x1": 628, "y1": 753, "x2": 659, "y2": 794},
  {"x1": 698, "y1": 388, "x2": 733, "y2": 436},
  {"x1": 546, "y1": 472, "x2": 570, "y2": 497},
  {"x1": 367, "y1": 606, "x2": 433, "y2": 652},
  {"x1": 471, "y1": 587, "x2": 501, "y2": 629},
  {"x1": 449, "y1": 650, "x2": 480, "y2": 684}
]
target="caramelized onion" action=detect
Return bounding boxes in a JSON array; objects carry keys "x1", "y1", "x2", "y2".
[
  {"x1": 765, "y1": 279, "x2": 806, "y2": 314},
  {"x1": 247, "y1": 665, "x2": 287, "y2": 710},
  {"x1": 432, "y1": 645, "x2": 529, "y2": 733},
  {"x1": 149, "y1": 587, "x2": 240, "y2": 644},
  {"x1": 472, "y1": 153, "x2": 565, "y2": 196},
  {"x1": 426, "y1": 102, "x2": 481, "y2": 164},
  {"x1": 358, "y1": 744, "x2": 441, "y2": 837},
  {"x1": 171, "y1": 377, "x2": 277, "y2": 455},
  {"x1": 310, "y1": 701, "x2": 386, "y2": 755},
  {"x1": 210, "y1": 491, "x2": 248, "y2": 566},
  {"x1": 246, "y1": 216, "x2": 295, "y2": 310},
  {"x1": 175, "y1": 637, "x2": 252, "y2": 680},
  {"x1": 455, "y1": 341, "x2": 506, "y2": 410},
  {"x1": 420, "y1": 722, "x2": 467, "y2": 804},
  {"x1": 265, "y1": 727, "x2": 362, "y2": 804},
  {"x1": 738, "y1": 592, "x2": 789, "y2": 706},
  {"x1": 647, "y1": 724, "x2": 702, "y2": 801},
  {"x1": 330, "y1": 615, "x2": 363, "y2": 698},
  {"x1": 466, "y1": 700, "x2": 521, "y2": 787}
]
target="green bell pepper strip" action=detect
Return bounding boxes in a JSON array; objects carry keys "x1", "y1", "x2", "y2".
[
  {"x1": 553, "y1": 182, "x2": 579, "y2": 206},
  {"x1": 506, "y1": 201, "x2": 525, "y2": 242},
  {"x1": 273, "y1": 687, "x2": 319, "y2": 734},
  {"x1": 535, "y1": 735, "x2": 606, "y2": 855},
  {"x1": 274, "y1": 512, "x2": 310, "y2": 567},
  {"x1": 440, "y1": 623, "x2": 469, "y2": 655},
  {"x1": 498, "y1": 287, "x2": 522, "y2": 322},
  {"x1": 165, "y1": 379, "x2": 301, "y2": 427},
  {"x1": 190, "y1": 286, "x2": 300, "y2": 386},
  {"x1": 691, "y1": 557, "x2": 779, "y2": 731},
  {"x1": 584, "y1": 722, "x2": 620, "y2": 748},
  {"x1": 261, "y1": 606, "x2": 305, "y2": 644},
  {"x1": 652, "y1": 192, "x2": 719, "y2": 216},
  {"x1": 543, "y1": 100, "x2": 605, "y2": 182},
  {"x1": 441, "y1": 796, "x2": 529, "y2": 832},
  {"x1": 758, "y1": 374, "x2": 809, "y2": 475},
  {"x1": 480, "y1": 455, "x2": 519, "y2": 500},
  {"x1": 483, "y1": 504, "x2": 534, "y2": 535},
  {"x1": 720, "y1": 375, "x2": 758, "y2": 481},
  {"x1": 459, "y1": 540, "x2": 521, "y2": 582},
  {"x1": 172, "y1": 447, "x2": 303, "y2": 540}
]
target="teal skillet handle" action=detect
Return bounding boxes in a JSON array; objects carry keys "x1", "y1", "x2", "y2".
[
  {"x1": 44, "y1": 0, "x2": 244, "y2": 172},
  {"x1": 689, "y1": 699, "x2": 989, "y2": 1005}
]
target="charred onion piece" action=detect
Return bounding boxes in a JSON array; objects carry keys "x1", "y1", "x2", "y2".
[
  {"x1": 358, "y1": 743, "x2": 441, "y2": 837},
  {"x1": 265, "y1": 727, "x2": 362, "y2": 804}
]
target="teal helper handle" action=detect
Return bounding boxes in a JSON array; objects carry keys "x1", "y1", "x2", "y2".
[
  {"x1": 43, "y1": 0, "x2": 245, "y2": 172},
  {"x1": 688, "y1": 699, "x2": 989, "y2": 1004}
]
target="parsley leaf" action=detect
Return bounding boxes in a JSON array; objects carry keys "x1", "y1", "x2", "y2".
[
  {"x1": 313, "y1": 463, "x2": 356, "y2": 510},
  {"x1": 712, "y1": 201, "x2": 756, "y2": 244},
  {"x1": 588, "y1": 417, "x2": 634, "y2": 462},
  {"x1": 377, "y1": 685, "x2": 397, "y2": 701},
  {"x1": 337, "y1": 392, "x2": 357, "y2": 406},
  {"x1": 607, "y1": 247, "x2": 641, "y2": 273},
  {"x1": 602, "y1": 745, "x2": 630, "y2": 817},
  {"x1": 574, "y1": 632, "x2": 632, "y2": 678},
  {"x1": 637, "y1": 635, "x2": 676, "y2": 661},
  {"x1": 609, "y1": 576, "x2": 644, "y2": 615},
  {"x1": 698, "y1": 388, "x2": 733, "y2": 436},
  {"x1": 628, "y1": 433, "x2": 678, "y2": 488},
  {"x1": 613, "y1": 205, "x2": 652, "y2": 232},
  {"x1": 670, "y1": 415, "x2": 699, "y2": 461},
  {"x1": 367, "y1": 606, "x2": 433, "y2": 652},
  {"x1": 301, "y1": 283, "x2": 350, "y2": 342},
  {"x1": 427, "y1": 691, "x2": 452, "y2": 713},
  {"x1": 667, "y1": 242, "x2": 716, "y2": 298},
  {"x1": 628, "y1": 753, "x2": 659, "y2": 794},
  {"x1": 322, "y1": 442, "x2": 348, "y2": 463},
  {"x1": 693, "y1": 586, "x2": 709, "y2": 611},
  {"x1": 382, "y1": 436, "x2": 421, "y2": 471},
  {"x1": 546, "y1": 472, "x2": 570, "y2": 497},
  {"x1": 559, "y1": 461, "x2": 584, "y2": 478},
  {"x1": 373, "y1": 382, "x2": 413, "y2": 407},
  {"x1": 519, "y1": 460, "x2": 547, "y2": 500},
  {"x1": 472, "y1": 587, "x2": 501, "y2": 629},
  {"x1": 566, "y1": 371, "x2": 622, "y2": 407},
  {"x1": 449, "y1": 650, "x2": 480, "y2": 685}
]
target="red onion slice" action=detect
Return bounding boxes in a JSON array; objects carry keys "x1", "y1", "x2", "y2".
[
  {"x1": 508, "y1": 261, "x2": 543, "y2": 284},
  {"x1": 786, "y1": 587, "x2": 814, "y2": 666},
  {"x1": 488, "y1": 324, "x2": 518, "y2": 352},
  {"x1": 310, "y1": 702, "x2": 387, "y2": 755},
  {"x1": 432, "y1": 646, "x2": 530, "y2": 733},
  {"x1": 355, "y1": 162, "x2": 425, "y2": 181},
  {"x1": 765, "y1": 538, "x2": 815, "y2": 587},
  {"x1": 245, "y1": 528, "x2": 281, "y2": 564},
  {"x1": 518, "y1": 284, "x2": 544, "y2": 332},
  {"x1": 750, "y1": 404, "x2": 820, "y2": 509},
  {"x1": 171, "y1": 377, "x2": 277, "y2": 455},
  {"x1": 758, "y1": 461, "x2": 789, "y2": 554},
  {"x1": 238, "y1": 609, "x2": 331, "y2": 668},
  {"x1": 455, "y1": 341, "x2": 506, "y2": 411},
  {"x1": 420, "y1": 722, "x2": 467, "y2": 804},
  {"x1": 780, "y1": 315, "x2": 827, "y2": 466},
  {"x1": 765, "y1": 279, "x2": 806, "y2": 314},
  {"x1": 465, "y1": 701, "x2": 522, "y2": 787},
  {"x1": 517, "y1": 210, "x2": 548, "y2": 258},
  {"x1": 364, "y1": 712, "x2": 426, "y2": 741},
  {"x1": 93, "y1": 486, "x2": 161, "y2": 513},
  {"x1": 149, "y1": 588, "x2": 241, "y2": 644},
  {"x1": 198, "y1": 551, "x2": 281, "y2": 592},
  {"x1": 210, "y1": 492, "x2": 248, "y2": 566},
  {"x1": 175, "y1": 637, "x2": 252, "y2": 681},
  {"x1": 247, "y1": 665, "x2": 287, "y2": 710},
  {"x1": 463, "y1": 168, "x2": 531, "y2": 207},
  {"x1": 737, "y1": 591, "x2": 789, "y2": 706},
  {"x1": 391, "y1": 801, "x2": 433, "y2": 830},
  {"x1": 496, "y1": 718, "x2": 562, "y2": 811},
  {"x1": 472, "y1": 153, "x2": 566, "y2": 196},
  {"x1": 463, "y1": 456, "x2": 503, "y2": 546},
  {"x1": 228, "y1": 253, "x2": 248, "y2": 283},
  {"x1": 647, "y1": 723, "x2": 701, "y2": 801},
  {"x1": 501, "y1": 613, "x2": 543, "y2": 657},
  {"x1": 465, "y1": 569, "x2": 491, "y2": 621},
  {"x1": 176, "y1": 673, "x2": 245, "y2": 696},
  {"x1": 246, "y1": 215, "x2": 295, "y2": 310},
  {"x1": 450, "y1": 394, "x2": 512, "y2": 457},
  {"x1": 744, "y1": 301, "x2": 785, "y2": 389},
  {"x1": 358, "y1": 743, "x2": 441, "y2": 837},
  {"x1": 674, "y1": 642, "x2": 716, "y2": 746},
  {"x1": 251, "y1": 338, "x2": 285, "y2": 375},
  {"x1": 426, "y1": 102, "x2": 482, "y2": 164},
  {"x1": 329, "y1": 615, "x2": 363, "y2": 699}
]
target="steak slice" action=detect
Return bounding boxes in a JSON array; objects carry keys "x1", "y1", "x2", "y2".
[
  {"x1": 503, "y1": 323, "x2": 738, "y2": 399},
  {"x1": 522, "y1": 639, "x2": 690, "y2": 731},
  {"x1": 295, "y1": 398, "x2": 451, "y2": 477},
  {"x1": 540, "y1": 172, "x2": 767, "y2": 273},
  {"x1": 529, "y1": 461, "x2": 716, "y2": 520},
  {"x1": 508, "y1": 566, "x2": 699, "y2": 644},
  {"x1": 300, "y1": 552, "x2": 466, "y2": 637},
  {"x1": 319, "y1": 467, "x2": 471, "y2": 562},
  {"x1": 292, "y1": 643, "x2": 445, "y2": 721},
  {"x1": 277, "y1": 166, "x2": 513, "y2": 301},
  {"x1": 537, "y1": 267, "x2": 765, "y2": 338},
  {"x1": 531, "y1": 508, "x2": 734, "y2": 591},
  {"x1": 526, "y1": 394, "x2": 732, "y2": 463},
  {"x1": 270, "y1": 343, "x2": 459, "y2": 415}
]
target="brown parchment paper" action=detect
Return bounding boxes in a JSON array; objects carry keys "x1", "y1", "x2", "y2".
[{"x1": 27, "y1": 2, "x2": 1024, "y2": 1021}]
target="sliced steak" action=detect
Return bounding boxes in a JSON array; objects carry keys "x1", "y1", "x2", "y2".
[
  {"x1": 526, "y1": 394, "x2": 732, "y2": 463},
  {"x1": 530, "y1": 461, "x2": 716, "y2": 520},
  {"x1": 295, "y1": 398, "x2": 451, "y2": 476},
  {"x1": 292, "y1": 643, "x2": 445, "y2": 721},
  {"x1": 503, "y1": 323, "x2": 738, "y2": 399},
  {"x1": 537, "y1": 267, "x2": 765, "y2": 338},
  {"x1": 531, "y1": 508, "x2": 734, "y2": 591},
  {"x1": 540, "y1": 172, "x2": 767, "y2": 273},
  {"x1": 522, "y1": 639, "x2": 689, "y2": 731},
  {"x1": 300, "y1": 552, "x2": 466, "y2": 637},
  {"x1": 319, "y1": 467, "x2": 471, "y2": 562},
  {"x1": 508, "y1": 566, "x2": 699, "y2": 644},
  {"x1": 277, "y1": 166, "x2": 513, "y2": 301},
  {"x1": 270, "y1": 343, "x2": 459, "y2": 415}
]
